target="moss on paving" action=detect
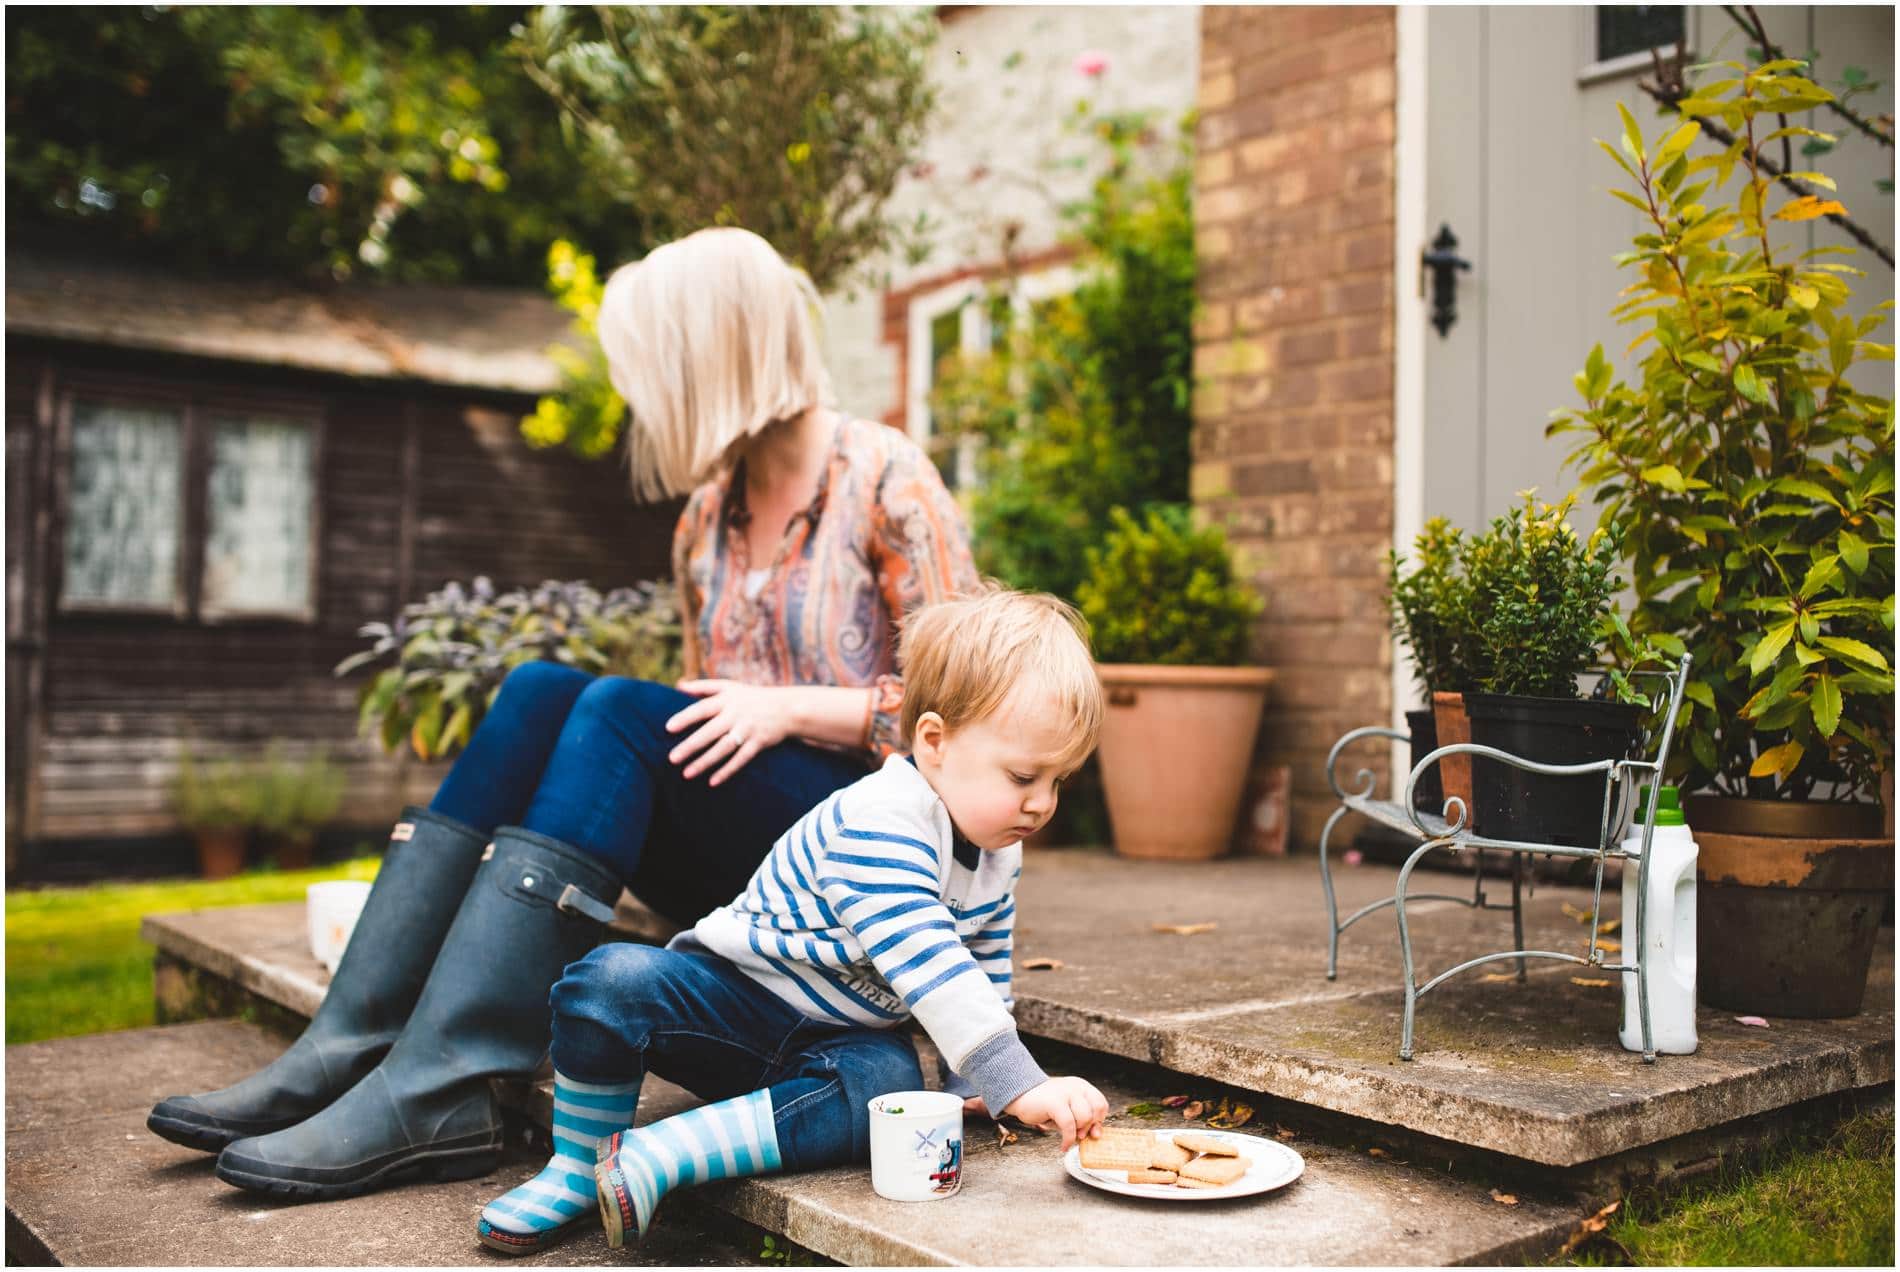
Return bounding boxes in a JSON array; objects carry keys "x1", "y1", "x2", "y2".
[
  {"x1": 6, "y1": 858, "x2": 380, "y2": 1044},
  {"x1": 1561, "y1": 1108, "x2": 1894, "y2": 1267}
]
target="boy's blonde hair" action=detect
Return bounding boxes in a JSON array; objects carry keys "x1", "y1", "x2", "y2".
[
  {"x1": 898, "y1": 586, "x2": 1103, "y2": 771},
  {"x1": 598, "y1": 227, "x2": 834, "y2": 501}
]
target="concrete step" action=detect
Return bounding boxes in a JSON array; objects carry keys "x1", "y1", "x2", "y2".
[{"x1": 6, "y1": 1020, "x2": 1582, "y2": 1267}]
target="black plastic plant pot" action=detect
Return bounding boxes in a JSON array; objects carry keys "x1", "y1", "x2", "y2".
[
  {"x1": 1464, "y1": 693, "x2": 1644, "y2": 847},
  {"x1": 1404, "y1": 708, "x2": 1443, "y2": 813}
]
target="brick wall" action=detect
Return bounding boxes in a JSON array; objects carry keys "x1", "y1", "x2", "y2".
[{"x1": 1194, "y1": 5, "x2": 1399, "y2": 851}]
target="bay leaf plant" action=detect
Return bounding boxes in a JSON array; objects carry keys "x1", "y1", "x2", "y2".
[
  {"x1": 336, "y1": 576, "x2": 682, "y2": 760},
  {"x1": 1076, "y1": 504, "x2": 1261, "y2": 666},
  {"x1": 1550, "y1": 60, "x2": 1896, "y2": 801}
]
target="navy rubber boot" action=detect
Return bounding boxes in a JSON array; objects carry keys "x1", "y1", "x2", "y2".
[
  {"x1": 147, "y1": 808, "x2": 488, "y2": 1152},
  {"x1": 213, "y1": 827, "x2": 622, "y2": 1200}
]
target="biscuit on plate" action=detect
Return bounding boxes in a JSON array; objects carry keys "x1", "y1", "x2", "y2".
[
  {"x1": 1175, "y1": 1176, "x2": 1225, "y2": 1189},
  {"x1": 1078, "y1": 1128, "x2": 1161, "y2": 1172},
  {"x1": 1174, "y1": 1132, "x2": 1239, "y2": 1157},
  {"x1": 1150, "y1": 1139, "x2": 1191, "y2": 1170},
  {"x1": 1179, "y1": 1153, "x2": 1251, "y2": 1186},
  {"x1": 1125, "y1": 1168, "x2": 1178, "y2": 1185}
]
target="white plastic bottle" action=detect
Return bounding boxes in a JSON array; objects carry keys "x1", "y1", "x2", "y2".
[{"x1": 1619, "y1": 785, "x2": 1698, "y2": 1054}]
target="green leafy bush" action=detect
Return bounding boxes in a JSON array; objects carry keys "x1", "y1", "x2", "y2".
[
  {"x1": 929, "y1": 108, "x2": 1195, "y2": 604},
  {"x1": 169, "y1": 747, "x2": 262, "y2": 834},
  {"x1": 253, "y1": 744, "x2": 346, "y2": 843},
  {"x1": 1550, "y1": 63, "x2": 1896, "y2": 799},
  {"x1": 337, "y1": 577, "x2": 682, "y2": 760},
  {"x1": 1460, "y1": 493, "x2": 1626, "y2": 699},
  {"x1": 1386, "y1": 517, "x2": 1473, "y2": 693},
  {"x1": 1077, "y1": 505, "x2": 1262, "y2": 666}
]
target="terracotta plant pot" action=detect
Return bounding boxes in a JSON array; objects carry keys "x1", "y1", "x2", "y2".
[
  {"x1": 1430, "y1": 692, "x2": 1474, "y2": 822},
  {"x1": 1095, "y1": 664, "x2": 1275, "y2": 860},
  {"x1": 1690, "y1": 796, "x2": 1893, "y2": 1019},
  {"x1": 194, "y1": 829, "x2": 247, "y2": 880},
  {"x1": 266, "y1": 832, "x2": 317, "y2": 871}
]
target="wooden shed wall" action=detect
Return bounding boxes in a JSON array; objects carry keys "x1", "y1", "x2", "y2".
[{"x1": 6, "y1": 341, "x2": 677, "y2": 861}]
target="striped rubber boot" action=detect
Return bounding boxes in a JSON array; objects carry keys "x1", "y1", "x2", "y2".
[
  {"x1": 476, "y1": 1073, "x2": 641, "y2": 1254},
  {"x1": 594, "y1": 1089, "x2": 782, "y2": 1249}
]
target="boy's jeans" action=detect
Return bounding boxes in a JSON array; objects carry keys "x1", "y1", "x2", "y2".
[
  {"x1": 429, "y1": 661, "x2": 869, "y2": 924},
  {"x1": 551, "y1": 942, "x2": 928, "y2": 1169}
]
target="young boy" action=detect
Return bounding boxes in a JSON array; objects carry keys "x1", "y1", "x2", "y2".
[{"x1": 476, "y1": 587, "x2": 1110, "y2": 1253}]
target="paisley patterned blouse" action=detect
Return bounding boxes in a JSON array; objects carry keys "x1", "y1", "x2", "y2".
[{"x1": 671, "y1": 415, "x2": 980, "y2": 761}]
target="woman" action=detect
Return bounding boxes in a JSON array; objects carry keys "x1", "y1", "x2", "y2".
[{"x1": 147, "y1": 228, "x2": 979, "y2": 1200}]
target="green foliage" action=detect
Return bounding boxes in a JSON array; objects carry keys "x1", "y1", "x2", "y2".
[
  {"x1": 1461, "y1": 493, "x2": 1625, "y2": 699},
  {"x1": 1077, "y1": 506, "x2": 1261, "y2": 666},
  {"x1": 1550, "y1": 61, "x2": 1896, "y2": 799},
  {"x1": 253, "y1": 744, "x2": 347, "y2": 842},
  {"x1": 512, "y1": 4, "x2": 938, "y2": 458},
  {"x1": 1386, "y1": 518, "x2": 1473, "y2": 693},
  {"x1": 169, "y1": 746, "x2": 263, "y2": 834},
  {"x1": 515, "y1": 4, "x2": 934, "y2": 292},
  {"x1": 929, "y1": 108, "x2": 1196, "y2": 603},
  {"x1": 5, "y1": 6, "x2": 642, "y2": 284},
  {"x1": 338, "y1": 577, "x2": 683, "y2": 761}
]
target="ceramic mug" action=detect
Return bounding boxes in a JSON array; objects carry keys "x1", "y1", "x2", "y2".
[
  {"x1": 867, "y1": 1090, "x2": 964, "y2": 1201},
  {"x1": 306, "y1": 880, "x2": 373, "y2": 974}
]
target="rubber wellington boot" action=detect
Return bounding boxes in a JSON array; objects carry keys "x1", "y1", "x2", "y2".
[
  {"x1": 214, "y1": 826, "x2": 622, "y2": 1200},
  {"x1": 147, "y1": 808, "x2": 488, "y2": 1152}
]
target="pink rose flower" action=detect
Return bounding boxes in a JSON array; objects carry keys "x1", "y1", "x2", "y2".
[{"x1": 1073, "y1": 50, "x2": 1110, "y2": 78}]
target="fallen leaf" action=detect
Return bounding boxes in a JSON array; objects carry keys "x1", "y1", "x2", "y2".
[
  {"x1": 995, "y1": 1121, "x2": 1018, "y2": 1146},
  {"x1": 1021, "y1": 957, "x2": 1064, "y2": 971},
  {"x1": 1160, "y1": 1094, "x2": 1190, "y2": 1108},
  {"x1": 1274, "y1": 1126, "x2": 1299, "y2": 1141},
  {"x1": 1207, "y1": 1100, "x2": 1255, "y2": 1129},
  {"x1": 1597, "y1": 917, "x2": 1622, "y2": 936},
  {"x1": 1368, "y1": 1147, "x2": 1389, "y2": 1158},
  {"x1": 1571, "y1": 977, "x2": 1613, "y2": 988},
  {"x1": 1152, "y1": 921, "x2": 1217, "y2": 936},
  {"x1": 1558, "y1": 1200, "x2": 1622, "y2": 1257},
  {"x1": 1123, "y1": 1102, "x2": 1167, "y2": 1118},
  {"x1": 1478, "y1": 971, "x2": 1517, "y2": 983},
  {"x1": 1342, "y1": 849, "x2": 1365, "y2": 866},
  {"x1": 1597, "y1": 940, "x2": 1622, "y2": 956},
  {"x1": 1560, "y1": 902, "x2": 1595, "y2": 924},
  {"x1": 1181, "y1": 1100, "x2": 1206, "y2": 1120},
  {"x1": 1489, "y1": 1188, "x2": 1519, "y2": 1206},
  {"x1": 1734, "y1": 1015, "x2": 1771, "y2": 1028}
]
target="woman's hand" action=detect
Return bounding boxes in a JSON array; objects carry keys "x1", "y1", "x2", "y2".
[{"x1": 666, "y1": 680, "x2": 794, "y2": 785}]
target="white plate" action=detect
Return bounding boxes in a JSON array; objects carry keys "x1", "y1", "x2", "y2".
[{"x1": 1062, "y1": 1128, "x2": 1305, "y2": 1201}]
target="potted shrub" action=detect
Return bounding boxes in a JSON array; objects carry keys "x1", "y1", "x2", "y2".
[
  {"x1": 1076, "y1": 504, "x2": 1270, "y2": 859},
  {"x1": 1457, "y1": 493, "x2": 1650, "y2": 846},
  {"x1": 1551, "y1": 66, "x2": 1895, "y2": 1015},
  {"x1": 170, "y1": 747, "x2": 258, "y2": 880},
  {"x1": 1387, "y1": 518, "x2": 1473, "y2": 814},
  {"x1": 255, "y1": 744, "x2": 346, "y2": 870}
]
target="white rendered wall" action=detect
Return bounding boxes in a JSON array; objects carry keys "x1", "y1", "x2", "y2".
[{"x1": 822, "y1": 5, "x2": 1201, "y2": 424}]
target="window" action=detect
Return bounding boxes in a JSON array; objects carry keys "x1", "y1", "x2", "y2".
[
  {"x1": 203, "y1": 415, "x2": 316, "y2": 617},
  {"x1": 905, "y1": 266, "x2": 1077, "y2": 491},
  {"x1": 63, "y1": 401, "x2": 185, "y2": 610},
  {"x1": 1595, "y1": 6, "x2": 1684, "y2": 63},
  {"x1": 59, "y1": 389, "x2": 319, "y2": 621}
]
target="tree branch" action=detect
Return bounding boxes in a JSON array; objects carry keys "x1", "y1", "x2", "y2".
[
  {"x1": 1642, "y1": 47, "x2": 1894, "y2": 269},
  {"x1": 1720, "y1": 4, "x2": 1895, "y2": 150}
]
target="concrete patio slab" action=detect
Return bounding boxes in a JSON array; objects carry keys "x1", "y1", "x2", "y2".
[{"x1": 7, "y1": 1021, "x2": 1586, "y2": 1267}]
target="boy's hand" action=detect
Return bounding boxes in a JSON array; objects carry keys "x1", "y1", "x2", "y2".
[{"x1": 1002, "y1": 1077, "x2": 1110, "y2": 1150}]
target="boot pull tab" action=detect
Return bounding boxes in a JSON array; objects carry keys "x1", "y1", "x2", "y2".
[{"x1": 556, "y1": 884, "x2": 617, "y2": 926}]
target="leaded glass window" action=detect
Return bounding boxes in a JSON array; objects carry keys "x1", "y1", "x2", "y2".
[
  {"x1": 203, "y1": 415, "x2": 315, "y2": 616},
  {"x1": 63, "y1": 400, "x2": 183, "y2": 609}
]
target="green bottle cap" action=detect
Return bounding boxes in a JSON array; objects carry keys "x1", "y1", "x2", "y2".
[{"x1": 1639, "y1": 784, "x2": 1686, "y2": 827}]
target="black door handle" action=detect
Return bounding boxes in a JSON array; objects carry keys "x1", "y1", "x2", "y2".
[{"x1": 1421, "y1": 224, "x2": 1473, "y2": 337}]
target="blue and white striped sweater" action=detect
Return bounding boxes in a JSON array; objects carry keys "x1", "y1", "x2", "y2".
[{"x1": 684, "y1": 755, "x2": 1046, "y2": 1114}]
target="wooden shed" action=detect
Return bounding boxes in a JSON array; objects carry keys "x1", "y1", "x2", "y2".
[{"x1": 5, "y1": 251, "x2": 676, "y2": 877}]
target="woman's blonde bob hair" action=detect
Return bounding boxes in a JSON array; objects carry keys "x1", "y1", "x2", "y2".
[
  {"x1": 598, "y1": 227, "x2": 833, "y2": 501},
  {"x1": 897, "y1": 585, "x2": 1104, "y2": 773}
]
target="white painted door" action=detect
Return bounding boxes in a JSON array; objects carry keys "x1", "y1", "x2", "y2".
[{"x1": 1417, "y1": 5, "x2": 1894, "y2": 537}]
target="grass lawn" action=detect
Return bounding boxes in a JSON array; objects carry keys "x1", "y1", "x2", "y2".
[
  {"x1": 1565, "y1": 1107, "x2": 1895, "y2": 1267},
  {"x1": 6, "y1": 858, "x2": 381, "y2": 1045}
]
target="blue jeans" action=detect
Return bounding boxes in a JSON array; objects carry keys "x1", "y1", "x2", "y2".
[
  {"x1": 429, "y1": 662, "x2": 870, "y2": 924},
  {"x1": 551, "y1": 942, "x2": 926, "y2": 1169}
]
